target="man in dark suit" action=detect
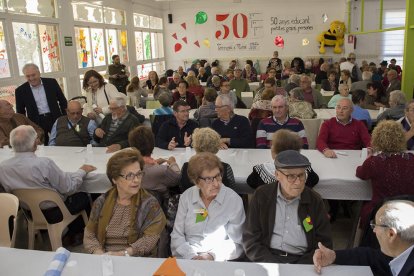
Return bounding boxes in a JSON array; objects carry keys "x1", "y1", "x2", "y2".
[
  {"x1": 15, "y1": 63, "x2": 67, "y2": 144},
  {"x1": 314, "y1": 200, "x2": 414, "y2": 276},
  {"x1": 386, "y1": 69, "x2": 401, "y2": 97}
]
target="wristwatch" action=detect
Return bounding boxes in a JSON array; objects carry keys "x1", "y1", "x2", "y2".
[{"x1": 124, "y1": 250, "x2": 130, "y2": 257}]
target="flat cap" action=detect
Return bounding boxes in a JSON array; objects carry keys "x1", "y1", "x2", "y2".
[{"x1": 274, "y1": 150, "x2": 311, "y2": 169}]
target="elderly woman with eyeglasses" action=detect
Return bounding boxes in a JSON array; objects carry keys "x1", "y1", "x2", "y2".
[
  {"x1": 84, "y1": 148, "x2": 166, "y2": 256},
  {"x1": 82, "y1": 69, "x2": 125, "y2": 124},
  {"x1": 171, "y1": 152, "x2": 245, "y2": 261}
]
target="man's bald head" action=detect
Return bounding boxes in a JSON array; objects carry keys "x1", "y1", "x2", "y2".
[
  {"x1": 0, "y1": 100, "x2": 15, "y2": 119},
  {"x1": 66, "y1": 100, "x2": 83, "y2": 123}
]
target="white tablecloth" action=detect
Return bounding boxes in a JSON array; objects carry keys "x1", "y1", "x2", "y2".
[
  {"x1": 0, "y1": 147, "x2": 370, "y2": 200},
  {"x1": 0, "y1": 247, "x2": 373, "y2": 276},
  {"x1": 137, "y1": 108, "x2": 378, "y2": 121}
]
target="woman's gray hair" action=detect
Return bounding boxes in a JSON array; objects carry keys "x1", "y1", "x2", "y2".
[
  {"x1": 217, "y1": 93, "x2": 234, "y2": 110},
  {"x1": 290, "y1": 87, "x2": 304, "y2": 101},
  {"x1": 379, "y1": 200, "x2": 414, "y2": 243},
  {"x1": 10, "y1": 125, "x2": 37, "y2": 152},
  {"x1": 389, "y1": 90, "x2": 406, "y2": 105},
  {"x1": 288, "y1": 74, "x2": 301, "y2": 85}
]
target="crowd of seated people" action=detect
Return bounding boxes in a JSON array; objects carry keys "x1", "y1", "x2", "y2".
[{"x1": 1, "y1": 56, "x2": 413, "y2": 274}]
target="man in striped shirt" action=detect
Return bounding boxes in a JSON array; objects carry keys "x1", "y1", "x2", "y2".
[{"x1": 256, "y1": 95, "x2": 308, "y2": 149}]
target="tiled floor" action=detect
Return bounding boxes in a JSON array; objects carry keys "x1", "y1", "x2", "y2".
[{"x1": 13, "y1": 208, "x2": 357, "y2": 253}]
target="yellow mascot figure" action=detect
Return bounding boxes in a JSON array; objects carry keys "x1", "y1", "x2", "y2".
[{"x1": 317, "y1": 21, "x2": 346, "y2": 54}]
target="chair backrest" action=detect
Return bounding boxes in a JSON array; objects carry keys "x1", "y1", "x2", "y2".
[
  {"x1": 301, "y1": 118, "x2": 323, "y2": 149},
  {"x1": 13, "y1": 189, "x2": 72, "y2": 226},
  {"x1": 198, "y1": 117, "x2": 217, "y2": 128},
  {"x1": 0, "y1": 193, "x2": 19, "y2": 247},
  {"x1": 146, "y1": 100, "x2": 162, "y2": 109},
  {"x1": 151, "y1": 115, "x2": 174, "y2": 137}
]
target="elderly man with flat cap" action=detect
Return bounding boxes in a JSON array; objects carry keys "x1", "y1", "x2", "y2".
[{"x1": 243, "y1": 150, "x2": 332, "y2": 263}]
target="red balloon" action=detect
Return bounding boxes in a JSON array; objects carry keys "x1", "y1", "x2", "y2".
[
  {"x1": 174, "y1": 43, "x2": 182, "y2": 52},
  {"x1": 274, "y1": 36, "x2": 284, "y2": 48}
]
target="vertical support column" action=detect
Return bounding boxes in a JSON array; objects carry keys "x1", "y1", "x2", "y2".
[
  {"x1": 360, "y1": 0, "x2": 365, "y2": 33},
  {"x1": 379, "y1": 0, "x2": 384, "y2": 29},
  {"x1": 402, "y1": 0, "x2": 414, "y2": 98}
]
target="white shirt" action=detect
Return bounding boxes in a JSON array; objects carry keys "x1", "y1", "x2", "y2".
[
  {"x1": 30, "y1": 80, "x2": 50, "y2": 114},
  {"x1": 82, "y1": 83, "x2": 125, "y2": 116},
  {"x1": 171, "y1": 185, "x2": 245, "y2": 261},
  {"x1": 389, "y1": 244, "x2": 414, "y2": 276}
]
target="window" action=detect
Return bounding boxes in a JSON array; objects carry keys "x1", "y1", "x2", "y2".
[
  {"x1": 73, "y1": 3, "x2": 127, "y2": 69},
  {"x1": 0, "y1": 21, "x2": 11, "y2": 78},
  {"x1": 12, "y1": 22, "x2": 62, "y2": 74},
  {"x1": 381, "y1": 10, "x2": 405, "y2": 66},
  {"x1": 134, "y1": 13, "x2": 164, "y2": 78},
  {"x1": 4, "y1": 0, "x2": 56, "y2": 17}
]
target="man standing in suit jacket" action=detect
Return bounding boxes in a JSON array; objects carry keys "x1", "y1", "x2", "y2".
[
  {"x1": 314, "y1": 200, "x2": 414, "y2": 276},
  {"x1": 15, "y1": 63, "x2": 67, "y2": 145}
]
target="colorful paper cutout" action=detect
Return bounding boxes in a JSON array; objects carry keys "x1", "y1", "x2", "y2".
[
  {"x1": 202, "y1": 38, "x2": 210, "y2": 48},
  {"x1": 302, "y1": 38, "x2": 310, "y2": 46},
  {"x1": 172, "y1": 33, "x2": 177, "y2": 40},
  {"x1": 194, "y1": 40, "x2": 200, "y2": 48},
  {"x1": 195, "y1": 208, "x2": 208, "y2": 223},
  {"x1": 182, "y1": 37, "x2": 188, "y2": 44},
  {"x1": 195, "y1": 11, "x2": 208, "y2": 24},
  {"x1": 181, "y1": 23, "x2": 187, "y2": 30},
  {"x1": 174, "y1": 43, "x2": 182, "y2": 52},
  {"x1": 303, "y1": 215, "x2": 314, "y2": 232},
  {"x1": 322, "y1": 13, "x2": 328, "y2": 23},
  {"x1": 274, "y1": 36, "x2": 284, "y2": 48}
]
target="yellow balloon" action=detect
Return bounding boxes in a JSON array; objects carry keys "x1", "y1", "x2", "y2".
[{"x1": 202, "y1": 38, "x2": 210, "y2": 48}]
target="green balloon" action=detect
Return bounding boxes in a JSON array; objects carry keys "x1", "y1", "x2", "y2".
[{"x1": 195, "y1": 11, "x2": 208, "y2": 24}]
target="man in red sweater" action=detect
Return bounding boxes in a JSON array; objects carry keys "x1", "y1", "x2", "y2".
[{"x1": 316, "y1": 98, "x2": 371, "y2": 158}]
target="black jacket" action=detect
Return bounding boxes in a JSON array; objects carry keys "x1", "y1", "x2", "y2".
[
  {"x1": 15, "y1": 78, "x2": 67, "y2": 125},
  {"x1": 155, "y1": 118, "x2": 198, "y2": 149}
]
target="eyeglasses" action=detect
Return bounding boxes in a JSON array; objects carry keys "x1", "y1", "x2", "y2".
[
  {"x1": 177, "y1": 109, "x2": 190, "y2": 113},
  {"x1": 119, "y1": 171, "x2": 145, "y2": 181},
  {"x1": 198, "y1": 173, "x2": 222, "y2": 184},
  {"x1": 215, "y1": 105, "x2": 229, "y2": 109},
  {"x1": 369, "y1": 220, "x2": 389, "y2": 230},
  {"x1": 278, "y1": 170, "x2": 307, "y2": 183}
]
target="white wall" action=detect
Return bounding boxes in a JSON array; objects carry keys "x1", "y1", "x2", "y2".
[
  {"x1": 349, "y1": 0, "x2": 406, "y2": 65},
  {"x1": 163, "y1": 0, "x2": 347, "y2": 71}
]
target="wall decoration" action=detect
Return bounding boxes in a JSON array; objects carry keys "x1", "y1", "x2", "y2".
[
  {"x1": 174, "y1": 43, "x2": 182, "y2": 52},
  {"x1": 302, "y1": 38, "x2": 310, "y2": 46},
  {"x1": 317, "y1": 20, "x2": 345, "y2": 54},
  {"x1": 194, "y1": 40, "x2": 200, "y2": 48},
  {"x1": 270, "y1": 15, "x2": 314, "y2": 34},
  {"x1": 181, "y1": 23, "x2": 187, "y2": 30},
  {"x1": 274, "y1": 35, "x2": 284, "y2": 48},
  {"x1": 215, "y1": 12, "x2": 263, "y2": 52},
  {"x1": 172, "y1": 33, "x2": 178, "y2": 40},
  {"x1": 322, "y1": 13, "x2": 328, "y2": 23},
  {"x1": 202, "y1": 38, "x2": 210, "y2": 48},
  {"x1": 195, "y1": 11, "x2": 208, "y2": 25},
  {"x1": 182, "y1": 37, "x2": 188, "y2": 44}
]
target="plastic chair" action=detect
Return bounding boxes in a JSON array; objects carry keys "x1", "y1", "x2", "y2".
[
  {"x1": 301, "y1": 118, "x2": 323, "y2": 149},
  {"x1": 0, "y1": 193, "x2": 19, "y2": 247},
  {"x1": 13, "y1": 189, "x2": 88, "y2": 251}
]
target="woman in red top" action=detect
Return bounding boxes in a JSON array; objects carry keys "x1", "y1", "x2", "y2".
[{"x1": 356, "y1": 120, "x2": 414, "y2": 228}]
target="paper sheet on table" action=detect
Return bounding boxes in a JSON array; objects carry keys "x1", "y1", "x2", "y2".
[{"x1": 320, "y1": 89, "x2": 335, "y2": 96}]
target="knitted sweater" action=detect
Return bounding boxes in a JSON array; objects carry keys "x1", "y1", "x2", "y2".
[
  {"x1": 256, "y1": 116, "x2": 308, "y2": 149},
  {"x1": 316, "y1": 117, "x2": 371, "y2": 151}
]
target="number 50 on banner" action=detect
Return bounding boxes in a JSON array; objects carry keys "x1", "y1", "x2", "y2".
[{"x1": 215, "y1": 13, "x2": 248, "y2": 40}]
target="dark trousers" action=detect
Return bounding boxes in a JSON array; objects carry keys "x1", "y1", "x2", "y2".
[
  {"x1": 41, "y1": 192, "x2": 91, "y2": 234},
  {"x1": 37, "y1": 114, "x2": 55, "y2": 145}
]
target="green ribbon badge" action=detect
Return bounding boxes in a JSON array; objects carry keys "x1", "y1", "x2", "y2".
[
  {"x1": 195, "y1": 208, "x2": 208, "y2": 223},
  {"x1": 303, "y1": 215, "x2": 313, "y2": 232}
]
